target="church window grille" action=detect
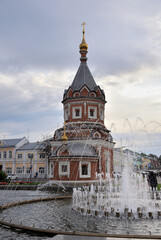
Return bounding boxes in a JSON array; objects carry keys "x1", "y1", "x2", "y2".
[
  {"x1": 59, "y1": 162, "x2": 70, "y2": 176},
  {"x1": 82, "y1": 164, "x2": 88, "y2": 175},
  {"x1": 72, "y1": 106, "x2": 82, "y2": 119},
  {"x1": 62, "y1": 165, "x2": 67, "y2": 173},
  {"x1": 88, "y1": 106, "x2": 97, "y2": 119},
  {"x1": 79, "y1": 162, "x2": 91, "y2": 178},
  {"x1": 75, "y1": 109, "x2": 80, "y2": 116},
  {"x1": 90, "y1": 109, "x2": 94, "y2": 117}
]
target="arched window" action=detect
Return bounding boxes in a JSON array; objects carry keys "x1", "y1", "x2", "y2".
[
  {"x1": 3, "y1": 151, "x2": 7, "y2": 159},
  {"x1": 93, "y1": 132, "x2": 101, "y2": 139},
  {"x1": 9, "y1": 151, "x2": 12, "y2": 158}
]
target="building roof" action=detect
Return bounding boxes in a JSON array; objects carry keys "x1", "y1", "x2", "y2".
[
  {"x1": 53, "y1": 142, "x2": 98, "y2": 157},
  {"x1": 71, "y1": 62, "x2": 97, "y2": 91},
  {"x1": 17, "y1": 142, "x2": 46, "y2": 151},
  {"x1": 0, "y1": 138, "x2": 25, "y2": 148}
]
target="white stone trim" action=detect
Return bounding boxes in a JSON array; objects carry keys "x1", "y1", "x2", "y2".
[
  {"x1": 59, "y1": 162, "x2": 70, "y2": 177},
  {"x1": 93, "y1": 131, "x2": 101, "y2": 138},
  {"x1": 64, "y1": 108, "x2": 68, "y2": 121},
  {"x1": 73, "y1": 92, "x2": 80, "y2": 97},
  {"x1": 89, "y1": 92, "x2": 97, "y2": 97},
  {"x1": 51, "y1": 138, "x2": 115, "y2": 148},
  {"x1": 88, "y1": 106, "x2": 97, "y2": 119},
  {"x1": 57, "y1": 145, "x2": 69, "y2": 156},
  {"x1": 84, "y1": 101, "x2": 86, "y2": 116},
  {"x1": 79, "y1": 161, "x2": 91, "y2": 178},
  {"x1": 80, "y1": 86, "x2": 90, "y2": 93},
  {"x1": 72, "y1": 106, "x2": 82, "y2": 119}
]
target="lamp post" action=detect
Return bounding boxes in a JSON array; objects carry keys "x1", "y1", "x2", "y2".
[
  {"x1": 28, "y1": 153, "x2": 34, "y2": 182},
  {"x1": 44, "y1": 141, "x2": 51, "y2": 179}
]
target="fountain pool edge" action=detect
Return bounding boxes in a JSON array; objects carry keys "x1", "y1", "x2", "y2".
[{"x1": 0, "y1": 195, "x2": 161, "y2": 239}]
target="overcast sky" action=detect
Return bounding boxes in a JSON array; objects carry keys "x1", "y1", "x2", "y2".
[{"x1": 0, "y1": 0, "x2": 161, "y2": 155}]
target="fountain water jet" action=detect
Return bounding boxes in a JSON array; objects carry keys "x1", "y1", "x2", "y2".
[{"x1": 72, "y1": 152, "x2": 161, "y2": 219}]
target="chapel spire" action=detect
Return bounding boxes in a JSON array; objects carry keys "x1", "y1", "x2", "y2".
[{"x1": 79, "y1": 22, "x2": 88, "y2": 63}]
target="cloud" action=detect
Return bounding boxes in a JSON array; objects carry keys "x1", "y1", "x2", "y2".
[
  {"x1": 0, "y1": 70, "x2": 72, "y2": 140},
  {"x1": 0, "y1": 0, "x2": 160, "y2": 76},
  {"x1": 0, "y1": 0, "x2": 161, "y2": 155}
]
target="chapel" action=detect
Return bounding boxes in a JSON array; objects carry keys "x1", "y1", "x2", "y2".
[{"x1": 49, "y1": 24, "x2": 115, "y2": 184}]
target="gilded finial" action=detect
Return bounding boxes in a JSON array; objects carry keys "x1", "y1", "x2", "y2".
[
  {"x1": 79, "y1": 22, "x2": 88, "y2": 62},
  {"x1": 62, "y1": 121, "x2": 68, "y2": 141},
  {"x1": 81, "y1": 22, "x2": 86, "y2": 38}
]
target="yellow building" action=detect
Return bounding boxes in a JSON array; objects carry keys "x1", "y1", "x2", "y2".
[
  {"x1": 0, "y1": 138, "x2": 49, "y2": 180},
  {"x1": 0, "y1": 137, "x2": 28, "y2": 175},
  {"x1": 15, "y1": 142, "x2": 49, "y2": 179}
]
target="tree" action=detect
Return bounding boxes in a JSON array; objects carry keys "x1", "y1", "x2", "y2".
[
  {"x1": 148, "y1": 154, "x2": 158, "y2": 160},
  {"x1": 0, "y1": 170, "x2": 8, "y2": 182}
]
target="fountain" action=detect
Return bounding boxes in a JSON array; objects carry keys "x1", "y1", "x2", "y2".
[{"x1": 72, "y1": 152, "x2": 161, "y2": 220}]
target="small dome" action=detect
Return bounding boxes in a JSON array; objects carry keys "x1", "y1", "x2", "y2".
[
  {"x1": 79, "y1": 38, "x2": 88, "y2": 51},
  {"x1": 79, "y1": 22, "x2": 88, "y2": 53}
]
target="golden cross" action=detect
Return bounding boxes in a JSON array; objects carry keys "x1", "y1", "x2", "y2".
[{"x1": 81, "y1": 22, "x2": 86, "y2": 32}]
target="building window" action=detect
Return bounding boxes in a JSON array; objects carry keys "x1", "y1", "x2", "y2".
[
  {"x1": 26, "y1": 167, "x2": 31, "y2": 174},
  {"x1": 39, "y1": 153, "x2": 45, "y2": 158},
  {"x1": 79, "y1": 162, "x2": 91, "y2": 178},
  {"x1": 75, "y1": 109, "x2": 80, "y2": 117},
  {"x1": 6, "y1": 167, "x2": 12, "y2": 175},
  {"x1": 3, "y1": 151, "x2": 7, "y2": 159},
  {"x1": 0, "y1": 152, "x2": 1, "y2": 159},
  {"x1": 9, "y1": 151, "x2": 12, "y2": 158},
  {"x1": 16, "y1": 167, "x2": 23, "y2": 174},
  {"x1": 62, "y1": 165, "x2": 67, "y2": 172},
  {"x1": 18, "y1": 154, "x2": 22, "y2": 159},
  {"x1": 82, "y1": 165, "x2": 88, "y2": 175},
  {"x1": 39, "y1": 167, "x2": 45, "y2": 174},
  {"x1": 28, "y1": 153, "x2": 34, "y2": 159},
  {"x1": 90, "y1": 109, "x2": 94, "y2": 117},
  {"x1": 72, "y1": 106, "x2": 82, "y2": 119},
  {"x1": 59, "y1": 162, "x2": 70, "y2": 176},
  {"x1": 88, "y1": 106, "x2": 97, "y2": 119}
]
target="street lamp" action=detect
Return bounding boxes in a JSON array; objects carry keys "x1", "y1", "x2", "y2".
[
  {"x1": 28, "y1": 153, "x2": 34, "y2": 182},
  {"x1": 44, "y1": 141, "x2": 51, "y2": 178}
]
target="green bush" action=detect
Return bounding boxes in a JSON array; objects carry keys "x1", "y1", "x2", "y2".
[
  {"x1": 157, "y1": 184, "x2": 161, "y2": 191},
  {"x1": 0, "y1": 170, "x2": 8, "y2": 182}
]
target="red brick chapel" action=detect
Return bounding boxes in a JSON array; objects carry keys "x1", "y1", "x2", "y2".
[{"x1": 50, "y1": 24, "x2": 115, "y2": 184}]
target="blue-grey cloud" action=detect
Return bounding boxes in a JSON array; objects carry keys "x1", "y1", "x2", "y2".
[
  {"x1": 0, "y1": 0, "x2": 161, "y2": 75},
  {"x1": 0, "y1": 0, "x2": 161, "y2": 155}
]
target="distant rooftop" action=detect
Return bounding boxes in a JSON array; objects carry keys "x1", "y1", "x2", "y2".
[
  {"x1": 0, "y1": 138, "x2": 25, "y2": 148},
  {"x1": 18, "y1": 142, "x2": 46, "y2": 151}
]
